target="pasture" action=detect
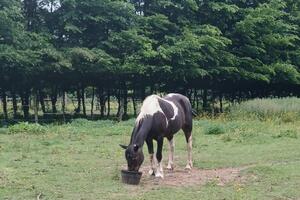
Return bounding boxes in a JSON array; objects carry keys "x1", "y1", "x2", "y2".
[
  {"x1": 1, "y1": 0, "x2": 300, "y2": 198},
  {"x1": 1, "y1": 107, "x2": 300, "y2": 199}
]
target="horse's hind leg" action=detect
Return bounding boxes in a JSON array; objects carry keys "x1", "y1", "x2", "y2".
[
  {"x1": 183, "y1": 127, "x2": 193, "y2": 170},
  {"x1": 167, "y1": 136, "x2": 175, "y2": 170}
]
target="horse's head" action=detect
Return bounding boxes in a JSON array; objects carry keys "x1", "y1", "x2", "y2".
[{"x1": 120, "y1": 144, "x2": 144, "y2": 171}]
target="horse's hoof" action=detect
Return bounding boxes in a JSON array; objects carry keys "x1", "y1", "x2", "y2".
[
  {"x1": 185, "y1": 164, "x2": 192, "y2": 170},
  {"x1": 148, "y1": 169, "x2": 155, "y2": 176},
  {"x1": 166, "y1": 164, "x2": 174, "y2": 170},
  {"x1": 155, "y1": 172, "x2": 164, "y2": 179}
]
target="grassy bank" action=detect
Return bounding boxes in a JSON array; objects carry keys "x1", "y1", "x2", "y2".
[{"x1": 229, "y1": 97, "x2": 300, "y2": 122}]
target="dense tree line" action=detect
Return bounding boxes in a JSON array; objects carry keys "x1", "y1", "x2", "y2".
[{"x1": 0, "y1": 0, "x2": 299, "y2": 122}]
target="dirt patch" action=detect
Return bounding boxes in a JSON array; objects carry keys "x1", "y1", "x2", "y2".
[{"x1": 138, "y1": 166, "x2": 247, "y2": 188}]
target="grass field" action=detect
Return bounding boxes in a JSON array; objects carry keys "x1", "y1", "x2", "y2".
[{"x1": 0, "y1": 114, "x2": 300, "y2": 200}]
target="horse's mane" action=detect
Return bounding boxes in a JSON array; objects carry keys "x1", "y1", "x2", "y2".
[{"x1": 130, "y1": 114, "x2": 153, "y2": 146}]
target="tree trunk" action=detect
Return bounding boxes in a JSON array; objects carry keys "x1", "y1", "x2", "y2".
[
  {"x1": 231, "y1": 92, "x2": 235, "y2": 105},
  {"x1": 238, "y1": 90, "x2": 242, "y2": 103},
  {"x1": 12, "y1": 91, "x2": 18, "y2": 119},
  {"x1": 39, "y1": 90, "x2": 46, "y2": 113},
  {"x1": 117, "y1": 89, "x2": 121, "y2": 116},
  {"x1": 91, "y1": 87, "x2": 95, "y2": 118},
  {"x1": 141, "y1": 86, "x2": 146, "y2": 100},
  {"x1": 118, "y1": 90, "x2": 124, "y2": 122},
  {"x1": 21, "y1": 90, "x2": 30, "y2": 120},
  {"x1": 123, "y1": 88, "x2": 128, "y2": 118},
  {"x1": 144, "y1": 0, "x2": 150, "y2": 16},
  {"x1": 196, "y1": 94, "x2": 199, "y2": 113},
  {"x1": 1, "y1": 89, "x2": 8, "y2": 121},
  {"x1": 81, "y1": 86, "x2": 86, "y2": 117},
  {"x1": 211, "y1": 91, "x2": 215, "y2": 116},
  {"x1": 33, "y1": 89, "x2": 39, "y2": 123},
  {"x1": 76, "y1": 86, "x2": 81, "y2": 114},
  {"x1": 107, "y1": 89, "x2": 110, "y2": 117},
  {"x1": 132, "y1": 90, "x2": 137, "y2": 117},
  {"x1": 192, "y1": 89, "x2": 197, "y2": 108},
  {"x1": 203, "y1": 89, "x2": 208, "y2": 111},
  {"x1": 219, "y1": 93, "x2": 223, "y2": 113},
  {"x1": 150, "y1": 84, "x2": 154, "y2": 94},
  {"x1": 62, "y1": 90, "x2": 66, "y2": 122},
  {"x1": 187, "y1": 89, "x2": 192, "y2": 102},
  {"x1": 51, "y1": 87, "x2": 57, "y2": 113},
  {"x1": 99, "y1": 89, "x2": 106, "y2": 118}
]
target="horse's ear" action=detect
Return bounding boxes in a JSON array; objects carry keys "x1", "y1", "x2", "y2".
[
  {"x1": 133, "y1": 144, "x2": 139, "y2": 152},
  {"x1": 119, "y1": 144, "x2": 128, "y2": 149}
]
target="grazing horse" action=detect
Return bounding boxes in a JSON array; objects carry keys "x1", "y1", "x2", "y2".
[{"x1": 120, "y1": 93, "x2": 193, "y2": 178}]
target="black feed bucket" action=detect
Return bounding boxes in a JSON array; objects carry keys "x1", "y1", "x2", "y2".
[{"x1": 121, "y1": 170, "x2": 142, "y2": 185}]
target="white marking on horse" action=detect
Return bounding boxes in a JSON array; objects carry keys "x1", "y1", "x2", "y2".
[
  {"x1": 185, "y1": 135, "x2": 193, "y2": 170},
  {"x1": 163, "y1": 99, "x2": 178, "y2": 120},
  {"x1": 166, "y1": 93, "x2": 176, "y2": 98},
  {"x1": 136, "y1": 95, "x2": 168, "y2": 126},
  {"x1": 148, "y1": 153, "x2": 156, "y2": 175},
  {"x1": 155, "y1": 160, "x2": 164, "y2": 178}
]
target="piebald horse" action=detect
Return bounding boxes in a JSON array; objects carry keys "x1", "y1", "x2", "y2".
[{"x1": 120, "y1": 93, "x2": 193, "y2": 178}]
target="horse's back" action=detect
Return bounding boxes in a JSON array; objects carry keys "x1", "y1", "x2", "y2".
[
  {"x1": 164, "y1": 93, "x2": 192, "y2": 114},
  {"x1": 163, "y1": 93, "x2": 193, "y2": 130}
]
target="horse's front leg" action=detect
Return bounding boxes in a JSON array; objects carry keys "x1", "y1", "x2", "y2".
[
  {"x1": 155, "y1": 138, "x2": 164, "y2": 178},
  {"x1": 146, "y1": 138, "x2": 155, "y2": 176}
]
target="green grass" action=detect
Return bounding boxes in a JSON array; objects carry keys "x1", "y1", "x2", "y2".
[{"x1": 0, "y1": 116, "x2": 299, "y2": 199}]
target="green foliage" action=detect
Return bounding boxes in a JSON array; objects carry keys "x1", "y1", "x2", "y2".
[
  {"x1": 233, "y1": 0, "x2": 300, "y2": 84},
  {"x1": 0, "y1": 0, "x2": 300, "y2": 121},
  {"x1": 8, "y1": 122, "x2": 47, "y2": 134},
  {"x1": 0, "y1": 0, "x2": 23, "y2": 45},
  {"x1": 203, "y1": 123, "x2": 226, "y2": 135},
  {"x1": 272, "y1": 62, "x2": 300, "y2": 84},
  {"x1": 272, "y1": 129, "x2": 298, "y2": 139},
  {"x1": 0, "y1": 0, "x2": 299, "y2": 90},
  {"x1": 159, "y1": 24, "x2": 236, "y2": 82}
]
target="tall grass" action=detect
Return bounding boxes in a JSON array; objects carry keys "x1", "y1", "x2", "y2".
[{"x1": 229, "y1": 97, "x2": 300, "y2": 122}]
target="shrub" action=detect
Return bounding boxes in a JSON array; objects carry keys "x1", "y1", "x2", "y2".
[
  {"x1": 204, "y1": 124, "x2": 225, "y2": 135},
  {"x1": 272, "y1": 130, "x2": 298, "y2": 139},
  {"x1": 70, "y1": 118, "x2": 90, "y2": 126},
  {"x1": 220, "y1": 134, "x2": 233, "y2": 142},
  {"x1": 281, "y1": 112, "x2": 299, "y2": 123},
  {"x1": 8, "y1": 122, "x2": 47, "y2": 134}
]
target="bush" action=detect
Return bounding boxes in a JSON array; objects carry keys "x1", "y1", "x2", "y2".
[
  {"x1": 203, "y1": 124, "x2": 225, "y2": 135},
  {"x1": 70, "y1": 118, "x2": 90, "y2": 126},
  {"x1": 220, "y1": 134, "x2": 233, "y2": 142},
  {"x1": 8, "y1": 122, "x2": 47, "y2": 134},
  {"x1": 281, "y1": 112, "x2": 299, "y2": 123},
  {"x1": 272, "y1": 130, "x2": 298, "y2": 139}
]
